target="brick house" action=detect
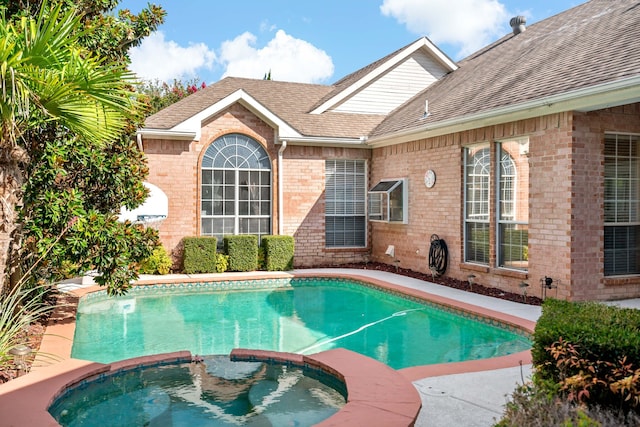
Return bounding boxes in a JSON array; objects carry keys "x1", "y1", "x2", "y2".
[{"x1": 139, "y1": 0, "x2": 640, "y2": 301}]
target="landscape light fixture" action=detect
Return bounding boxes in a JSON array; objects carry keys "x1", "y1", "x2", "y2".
[{"x1": 9, "y1": 344, "x2": 32, "y2": 376}]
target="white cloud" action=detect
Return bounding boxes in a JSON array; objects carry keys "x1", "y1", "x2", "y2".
[
  {"x1": 219, "y1": 30, "x2": 334, "y2": 84},
  {"x1": 380, "y1": 0, "x2": 510, "y2": 58},
  {"x1": 259, "y1": 20, "x2": 277, "y2": 33},
  {"x1": 129, "y1": 32, "x2": 216, "y2": 83}
]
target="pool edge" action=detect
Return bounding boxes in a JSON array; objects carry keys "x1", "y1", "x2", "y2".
[{"x1": 2, "y1": 270, "x2": 538, "y2": 427}]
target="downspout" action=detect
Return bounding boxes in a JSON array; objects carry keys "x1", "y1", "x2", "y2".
[
  {"x1": 137, "y1": 133, "x2": 144, "y2": 151},
  {"x1": 277, "y1": 140, "x2": 287, "y2": 235}
]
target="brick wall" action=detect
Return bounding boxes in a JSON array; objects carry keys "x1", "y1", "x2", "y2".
[
  {"x1": 144, "y1": 138, "x2": 197, "y2": 265},
  {"x1": 144, "y1": 104, "x2": 370, "y2": 268},
  {"x1": 144, "y1": 104, "x2": 276, "y2": 266},
  {"x1": 370, "y1": 137, "x2": 462, "y2": 274},
  {"x1": 145, "y1": 99, "x2": 640, "y2": 300},
  {"x1": 571, "y1": 104, "x2": 640, "y2": 301},
  {"x1": 284, "y1": 145, "x2": 371, "y2": 266},
  {"x1": 370, "y1": 106, "x2": 640, "y2": 301}
]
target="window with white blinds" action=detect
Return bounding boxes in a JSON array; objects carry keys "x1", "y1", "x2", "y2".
[
  {"x1": 604, "y1": 133, "x2": 640, "y2": 276},
  {"x1": 325, "y1": 160, "x2": 367, "y2": 247}
]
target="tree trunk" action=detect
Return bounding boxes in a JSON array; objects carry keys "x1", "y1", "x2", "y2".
[{"x1": 0, "y1": 148, "x2": 24, "y2": 295}]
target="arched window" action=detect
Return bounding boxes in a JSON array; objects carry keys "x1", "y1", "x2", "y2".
[
  {"x1": 200, "y1": 133, "x2": 271, "y2": 244},
  {"x1": 498, "y1": 140, "x2": 528, "y2": 270},
  {"x1": 464, "y1": 146, "x2": 491, "y2": 264},
  {"x1": 467, "y1": 147, "x2": 491, "y2": 220}
]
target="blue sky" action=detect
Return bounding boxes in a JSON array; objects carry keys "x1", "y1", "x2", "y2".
[{"x1": 119, "y1": 0, "x2": 584, "y2": 85}]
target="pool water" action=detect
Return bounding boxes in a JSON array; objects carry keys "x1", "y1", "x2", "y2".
[
  {"x1": 72, "y1": 278, "x2": 530, "y2": 369},
  {"x1": 49, "y1": 356, "x2": 345, "y2": 427}
]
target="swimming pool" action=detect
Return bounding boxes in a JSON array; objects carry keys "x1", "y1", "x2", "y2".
[{"x1": 72, "y1": 277, "x2": 531, "y2": 369}]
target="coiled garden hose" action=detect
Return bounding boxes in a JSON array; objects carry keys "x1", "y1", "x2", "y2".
[{"x1": 428, "y1": 234, "x2": 448, "y2": 276}]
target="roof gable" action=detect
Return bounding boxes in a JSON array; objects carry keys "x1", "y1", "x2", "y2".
[
  {"x1": 169, "y1": 89, "x2": 302, "y2": 141},
  {"x1": 310, "y1": 37, "x2": 457, "y2": 115},
  {"x1": 369, "y1": 0, "x2": 640, "y2": 145},
  {"x1": 141, "y1": 77, "x2": 385, "y2": 143}
]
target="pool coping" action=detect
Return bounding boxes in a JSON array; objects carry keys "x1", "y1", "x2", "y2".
[{"x1": 0, "y1": 271, "x2": 536, "y2": 427}]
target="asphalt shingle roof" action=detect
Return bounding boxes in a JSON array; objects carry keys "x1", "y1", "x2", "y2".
[
  {"x1": 371, "y1": 0, "x2": 640, "y2": 137},
  {"x1": 144, "y1": 77, "x2": 386, "y2": 139},
  {"x1": 145, "y1": 0, "x2": 640, "y2": 142}
]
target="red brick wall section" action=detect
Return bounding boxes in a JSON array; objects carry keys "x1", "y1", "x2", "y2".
[
  {"x1": 144, "y1": 103, "x2": 371, "y2": 269},
  {"x1": 370, "y1": 106, "x2": 640, "y2": 301},
  {"x1": 526, "y1": 113, "x2": 573, "y2": 301},
  {"x1": 144, "y1": 138, "x2": 197, "y2": 263},
  {"x1": 145, "y1": 104, "x2": 276, "y2": 265},
  {"x1": 146, "y1": 100, "x2": 640, "y2": 300},
  {"x1": 370, "y1": 137, "x2": 462, "y2": 274},
  {"x1": 284, "y1": 145, "x2": 371, "y2": 267},
  {"x1": 571, "y1": 104, "x2": 640, "y2": 301}
]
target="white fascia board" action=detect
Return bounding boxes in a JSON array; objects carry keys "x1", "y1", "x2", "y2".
[
  {"x1": 310, "y1": 38, "x2": 458, "y2": 115},
  {"x1": 281, "y1": 135, "x2": 369, "y2": 148},
  {"x1": 137, "y1": 128, "x2": 196, "y2": 140},
  {"x1": 367, "y1": 76, "x2": 640, "y2": 148},
  {"x1": 170, "y1": 89, "x2": 301, "y2": 141},
  {"x1": 421, "y1": 37, "x2": 458, "y2": 71}
]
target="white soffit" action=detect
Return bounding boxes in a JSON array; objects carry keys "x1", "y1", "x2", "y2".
[
  {"x1": 168, "y1": 89, "x2": 301, "y2": 141},
  {"x1": 310, "y1": 37, "x2": 458, "y2": 115}
]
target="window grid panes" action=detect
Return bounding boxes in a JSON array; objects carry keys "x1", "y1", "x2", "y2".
[
  {"x1": 325, "y1": 160, "x2": 366, "y2": 247},
  {"x1": 464, "y1": 146, "x2": 490, "y2": 264},
  {"x1": 604, "y1": 133, "x2": 640, "y2": 276},
  {"x1": 497, "y1": 141, "x2": 529, "y2": 271},
  {"x1": 201, "y1": 134, "x2": 271, "y2": 245}
]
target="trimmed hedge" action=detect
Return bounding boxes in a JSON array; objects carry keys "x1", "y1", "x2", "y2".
[
  {"x1": 533, "y1": 298, "x2": 640, "y2": 410},
  {"x1": 534, "y1": 299, "x2": 640, "y2": 372},
  {"x1": 261, "y1": 235, "x2": 294, "y2": 271},
  {"x1": 183, "y1": 237, "x2": 218, "y2": 274},
  {"x1": 224, "y1": 235, "x2": 258, "y2": 272}
]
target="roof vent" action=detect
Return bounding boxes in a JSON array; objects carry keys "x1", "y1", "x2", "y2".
[
  {"x1": 422, "y1": 99, "x2": 430, "y2": 119},
  {"x1": 510, "y1": 16, "x2": 526, "y2": 35}
]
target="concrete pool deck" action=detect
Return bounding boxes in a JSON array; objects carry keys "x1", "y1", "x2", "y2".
[{"x1": 0, "y1": 268, "x2": 559, "y2": 426}]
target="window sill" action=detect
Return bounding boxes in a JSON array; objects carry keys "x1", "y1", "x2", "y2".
[
  {"x1": 460, "y1": 263, "x2": 490, "y2": 273},
  {"x1": 325, "y1": 247, "x2": 369, "y2": 253},
  {"x1": 491, "y1": 267, "x2": 528, "y2": 280},
  {"x1": 604, "y1": 276, "x2": 640, "y2": 287},
  {"x1": 460, "y1": 263, "x2": 528, "y2": 280}
]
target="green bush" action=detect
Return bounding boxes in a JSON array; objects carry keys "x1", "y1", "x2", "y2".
[
  {"x1": 183, "y1": 237, "x2": 218, "y2": 274},
  {"x1": 138, "y1": 245, "x2": 172, "y2": 275},
  {"x1": 496, "y1": 383, "x2": 640, "y2": 427},
  {"x1": 257, "y1": 245, "x2": 266, "y2": 270},
  {"x1": 532, "y1": 299, "x2": 640, "y2": 411},
  {"x1": 1, "y1": 283, "x2": 56, "y2": 372},
  {"x1": 261, "y1": 235, "x2": 294, "y2": 271},
  {"x1": 215, "y1": 253, "x2": 229, "y2": 273},
  {"x1": 224, "y1": 235, "x2": 258, "y2": 272}
]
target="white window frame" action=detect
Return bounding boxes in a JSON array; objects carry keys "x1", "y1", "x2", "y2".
[
  {"x1": 200, "y1": 133, "x2": 272, "y2": 245},
  {"x1": 604, "y1": 133, "x2": 640, "y2": 276},
  {"x1": 464, "y1": 144, "x2": 491, "y2": 265},
  {"x1": 496, "y1": 138, "x2": 529, "y2": 271}
]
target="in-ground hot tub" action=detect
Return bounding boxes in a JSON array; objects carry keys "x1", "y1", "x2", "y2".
[
  {"x1": 49, "y1": 354, "x2": 346, "y2": 426},
  {"x1": 45, "y1": 349, "x2": 422, "y2": 427}
]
